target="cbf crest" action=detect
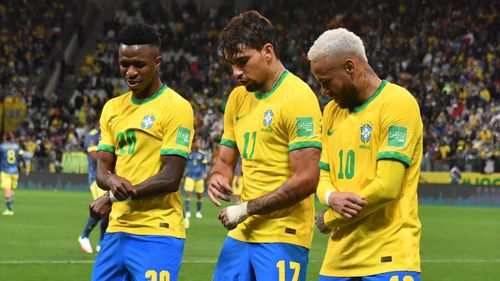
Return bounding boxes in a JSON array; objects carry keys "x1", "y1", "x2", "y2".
[
  {"x1": 141, "y1": 114, "x2": 156, "y2": 129},
  {"x1": 360, "y1": 123, "x2": 372, "y2": 143},
  {"x1": 263, "y1": 110, "x2": 274, "y2": 127}
]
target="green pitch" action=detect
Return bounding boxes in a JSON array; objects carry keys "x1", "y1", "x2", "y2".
[{"x1": 0, "y1": 189, "x2": 499, "y2": 281}]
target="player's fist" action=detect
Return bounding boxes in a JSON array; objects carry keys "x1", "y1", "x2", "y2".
[
  {"x1": 315, "y1": 210, "x2": 332, "y2": 234},
  {"x1": 89, "y1": 195, "x2": 112, "y2": 219},
  {"x1": 218, "y1": 202, "x2": 248, "y2": 230}
]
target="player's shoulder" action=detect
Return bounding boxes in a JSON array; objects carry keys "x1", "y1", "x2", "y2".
[
  {"x1": 382, "y1": 81, "x2": 418, "y2": 107},
  {"x1": 89, "y1": 128, "x2": 99, "y2": 136},
  {"x1": 162, "y1": 86, "x2": 193, "y2": 111},
  {"x1": 102, "y1": 91, "x2": 132, "y2": 111}
]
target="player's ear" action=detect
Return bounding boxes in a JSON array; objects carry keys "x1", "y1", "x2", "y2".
[
  {"x1": 344, "y1": 59, "x2": 355, "y2": 75},
  {"x1": 155, "y1": 55, "x2": 162, "y2": 72},
  {"x1": 262, "y1": 43, "x2": 274, "y2": 62}
]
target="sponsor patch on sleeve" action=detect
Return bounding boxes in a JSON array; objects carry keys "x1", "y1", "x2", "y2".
[
  {"x1": 296, "y1": 117, "x2": 314, "y2": 137},
  {"x1": 388, "y1": 126, "x2": 407, "y2": 148},
  {"x1": 176, "y1": 126, "x2": 191, "y2": 147}
]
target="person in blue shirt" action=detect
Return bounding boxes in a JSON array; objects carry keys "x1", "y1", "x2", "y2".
[
  {"x1": 1, "y1": 132, "x2": 23, "y2": 216},
  {"x1": 183, "y1": 137, "x2": 208, "y2": 227},
  {"x1": 78, "y1": 120, "x2": 109, "y2": 253}
]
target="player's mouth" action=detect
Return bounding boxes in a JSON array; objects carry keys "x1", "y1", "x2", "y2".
[{"x1": 127, "y1": 80, "x2": 141, "y2": 88}]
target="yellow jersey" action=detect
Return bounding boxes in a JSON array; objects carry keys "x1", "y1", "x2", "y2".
[
  {"x1": 98, "y1": 84, "x2": 194, "y2": 238},
  {"x1": 221, "y1": 70, "x2": 322, "y2": 248},
  {"x1": 318, "y1": 80, "x2": 423, "y2": 276}
]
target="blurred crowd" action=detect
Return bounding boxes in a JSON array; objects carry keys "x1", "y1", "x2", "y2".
[{"x1": 1, "y1": 0, "x2": 498, "y2": 174}]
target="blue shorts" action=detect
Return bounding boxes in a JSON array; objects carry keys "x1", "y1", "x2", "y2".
[
  {"x1": 213, "y1": 237, "x2": 309, "y2": 281},
  {"x1": 92, "y1": 232, "x2": 184, "y2": 281},
  {"x1": 318, "y1": 271, "x2": 420, "y2": 281}
]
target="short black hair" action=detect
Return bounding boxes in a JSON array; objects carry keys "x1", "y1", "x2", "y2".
[
  {"x1": 219, "y1": 10, "x2": 279, "y2": 62},
  {"x1": 117, "y1": 22, "x2": 161, "y2": 49}
]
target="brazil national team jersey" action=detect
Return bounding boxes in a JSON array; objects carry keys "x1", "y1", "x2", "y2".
[
  {"x1": 85, "y1": 128, "x2": 99, "y2": 185},
  {"x1": 220, "y1": 70, "x2": 322, "y2": 249},
  {"x1": 98, "y1": 84, "x2": 194, "y2": 238},
  {"x1": 0, "y1": 142, "x2": 21, "y2": 174},
  {"x1": 319, "y1": 80, "x2": 422, "y2": 276},
  {"x1": 185, "y1": 151, "x2": 207, "y2": 180}
]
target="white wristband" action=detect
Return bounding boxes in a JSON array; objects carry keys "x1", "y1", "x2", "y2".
[
  {"x1": 226, "y1": 202, "x2": 249, "y2": 225},
  {"x1": 109, "y1": 191, "x2": 131, "y2": 203},
  {"x1": 325, "y1": 190, "x2": 334, "y2": 207}
]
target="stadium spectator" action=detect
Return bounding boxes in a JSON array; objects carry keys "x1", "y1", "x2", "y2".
[
  {"x1": 207, "y1": 11, "x2": 322, "y2": 281},
  {"x1": 310, "y1": 28, "x2": 422, "y2": 280},
  {"x1": 88, "y1": 22, "x2": 194, "y2": 281}
]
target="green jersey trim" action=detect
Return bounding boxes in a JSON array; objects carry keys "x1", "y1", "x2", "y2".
[
  {"x1": 319, "y1": 161, "x2": 330, "y2": 171},
  {"x1": 253, "y1": 70, "x2": 289, "y2": 100},
  {"x1": 98, "y1": 144, "x2": 115, "y2": 153},
  {"x1": 220, "y1": 138, "x2": 237, "y2": 149},
  {"x1": 352, "y1": 80, "x2": 387, "y2": 113},
  {"x1": 376, "y1": 151, "x2": 411, "y2": 166},
  {"x1": 289, "y1": 141, "x2": 322, "y2": 152},
  {"x1": 160, "y1": 148, "x2": 189, "y2": 159},
  {"x1": 131, "y1": 84, "x2": 168, "y2": 105}
]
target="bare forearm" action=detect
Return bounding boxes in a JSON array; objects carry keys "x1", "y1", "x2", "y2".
[
  {"x1": 208, "y1": 162, "x2": 234, "y2": 183},
  {"x1": 96, "y1": 173, "x2": 112, "y2": 191},
  {"x1": 247, "y1": 176, "x2": 315, "y2": 215},
  {"x1": 133, "y1": 168, "x2": 183, "y2": 200}
]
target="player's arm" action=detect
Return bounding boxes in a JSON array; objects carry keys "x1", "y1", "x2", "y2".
[
  {"x1": 132, "y1": 155, "x2": 186, "y2": 199},
  {"x1": 218, "y1": 147, "x2": 320, "y2": 230},
  {"x1": 248, "y1": 147, "x2": 320, "y2": 214},
  {"x1": 207, "y1": 145, "x2": 239, "y2": 206},
  {"x1": 321, "y1": 159, "x2": 405, "y2": 229}
]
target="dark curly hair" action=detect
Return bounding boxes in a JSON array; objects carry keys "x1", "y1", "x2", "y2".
[
  {"x1": 219, "y1": 10, "x2": 279, "y2": 62},
  {"x1": 117, "y1": 22, "x2": 161, "y2": 49}
]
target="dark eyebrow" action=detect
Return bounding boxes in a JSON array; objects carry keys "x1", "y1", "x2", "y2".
[{"x1": 232, "y1": 56, "x2": 249, "y2": 65}]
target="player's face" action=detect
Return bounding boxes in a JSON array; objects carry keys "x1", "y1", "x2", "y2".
[
  {"x1": 228, "y1": 45, "x2": 268, "y2": 92},
  {"x1": 311, "y1": 56, "x2": 357, "y2": 109},
  {"x1": 118, "y1": 44, "x2": 161, "y2": 95}
]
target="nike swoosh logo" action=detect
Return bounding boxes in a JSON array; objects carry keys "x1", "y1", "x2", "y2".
[
  {"x1": 327, "y1": 129, "x2": 336, "y2": 136},
  {"x1": 236, "y1": 115, "x2": 245, "y2": 121}
]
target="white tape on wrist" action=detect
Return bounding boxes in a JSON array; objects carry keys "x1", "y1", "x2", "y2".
[
  {"x1": 226, "y1": 202, "x2": 249, "y2": 225},
  {"x1": 325, "y1": 190, "x2": 334, "y2": 207},
  {"x1": 109, "y1": 191, "x2": 131, "y2": 203}
]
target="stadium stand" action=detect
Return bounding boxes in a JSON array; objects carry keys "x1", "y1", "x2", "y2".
[{"x1": 1, "y1": 0, "x2": 498, "y2": 174}]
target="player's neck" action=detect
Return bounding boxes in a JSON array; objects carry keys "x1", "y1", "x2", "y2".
[
  {"x1": 358, "y1": 76, "x2": 382, "y2": 105},
  {"x1": 261, "y1": 64, "x2": 286, "y2": 93}
]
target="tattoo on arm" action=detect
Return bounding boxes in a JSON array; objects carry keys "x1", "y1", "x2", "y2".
[{"x1": 247, "y1": 183, "x2": 301, "y2": 215}]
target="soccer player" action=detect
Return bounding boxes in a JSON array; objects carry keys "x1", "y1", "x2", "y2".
[
  {"x1": 78, "y1": 118, "x2": 109, "y2": 253},
  {"x1": 1, "y1": 133, "x2": 23, "y2": 216},
  {"x1": 207, "y1": 11, "x2": 322, "y2": 281},
  {"x1": 308, "y1": 28, "x2": 422, "y2": 281},
  {"x1": 183, "y1": 137, "x2": 207, "y2": 222},
  {"x1": 88, "y1": 22, "x2": 194, "y2": 281}
]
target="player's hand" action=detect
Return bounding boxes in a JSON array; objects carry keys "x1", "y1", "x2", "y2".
[
  {"x1": 328, "y1": 192, "x2": 366, "y2": 219},
  {"x1": 107, "y1": 174, "x2": 136, "y2": 201},
  {"x1": 218, "y1": 202, "x2": 248, "y2": 230},
  {"x1": 207, "y1": 174, "x2": 233, "y2": 207},
  {"x1": 315, "y1": 210, "x2": 332, "y2": 234},
  {"x1": 89, "y1": 195, "x2": 112, "y2": 219}
]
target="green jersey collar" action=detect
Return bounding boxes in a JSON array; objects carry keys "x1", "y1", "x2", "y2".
[
  {"x1": 352, "y1": 80, "x2": 387, "y2": 113},
  {"x1": 253, "y1": 70, "x2": 289, "y2": 100},
  {"x1": 131, "y1": 84, "x2": 168, "y2": 105}
]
